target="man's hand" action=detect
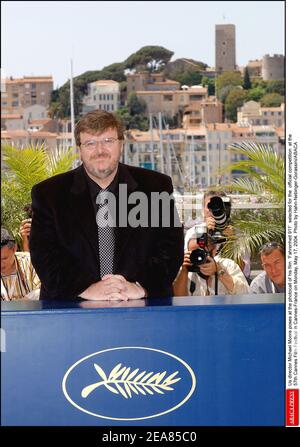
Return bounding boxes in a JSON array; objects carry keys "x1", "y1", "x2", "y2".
[
  {"x1": 199, "y1": 256, "x2": 217, "y2": 277},
  {"x1": 79, "y1": 275, "x2": 126, "y2": 301},
  {"x1": 79, "y1": 274, "x2": 146, "y2": 301},
  {"x1": 20, "y1": 218, "x2": 32, "y2": 252},
  {"x1": 205, "y1": 216, "x2": 215, "y2": 231},
  {"x1": 104, "y1": 275, "x2": 146, "y2": 300},
  {"x1": 181, "y1": 250, "x2": 193, "y2": 272}
]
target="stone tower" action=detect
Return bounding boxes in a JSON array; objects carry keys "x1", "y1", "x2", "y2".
[{"x1": 215, "y1": 24, "x2": 236, "y2": 73}]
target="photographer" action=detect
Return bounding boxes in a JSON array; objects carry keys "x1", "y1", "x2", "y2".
[
  {"x1": 173, "y1": 225, "x2": 250, "y2": 297},
  {"x1": 185, "y1": 190, "x2": 251, "y2": 283}
]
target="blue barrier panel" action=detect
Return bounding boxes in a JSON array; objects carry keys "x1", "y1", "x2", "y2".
[{"x1": 1, "y1": 294, "x2": 284, "y2": 426}]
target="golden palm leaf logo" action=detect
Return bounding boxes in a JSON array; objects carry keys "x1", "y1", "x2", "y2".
[{"x1": 81, "y1": 363, "x2": 181, "y2": 399}]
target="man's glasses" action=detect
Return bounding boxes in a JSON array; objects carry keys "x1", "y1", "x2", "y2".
[
  {"x1": 81, "y1": 138, "x2": 119, "y2": 150},
  {"x1": 259, "y1": 242, "x2": 283, "y2": 253},
  {"x1": 1, "y1": 239, "x2": 15, "y2": 248}
]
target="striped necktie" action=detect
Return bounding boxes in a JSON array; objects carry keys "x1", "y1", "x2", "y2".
[{"x1": 96, "y1": 189, "x2": 115, "y2": 279}]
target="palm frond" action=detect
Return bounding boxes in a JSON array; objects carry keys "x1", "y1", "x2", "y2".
[
  {"x1": 220, "y1": 217, "x2": 285, "y2": 262},
  {"x1": 230, "y1": 177, "x2": 284, "y2": 203},
  {"x1": 2, "y1": 143, "x2": 49, "y2": 190},
  {"x1": 46, "y1": 147, "x2": 78, "y2": 177},
  {"x1": 1, "y1": 142, "x2": 76, "y2": 240},
  {"x1": 229, "y1": 141, "x2": 285, "y2": 178},
  {"x1": 217, "y1": 141, "x2": 285, "y2": 260}
]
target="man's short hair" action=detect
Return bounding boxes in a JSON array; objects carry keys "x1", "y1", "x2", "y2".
[
  {"x1": 1, "y1": 228, "x2": 15, "y2": 249},
  {"x1": 259, "y1": 242, "x2": 284, "y2": 257},
  {"x1": 75, "y1": 110, "x2": 124, "y2": 146}
]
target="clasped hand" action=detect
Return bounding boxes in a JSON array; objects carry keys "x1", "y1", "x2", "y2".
[{"x1": 80, "y1": 274, "x2": 145, "y2": 301}]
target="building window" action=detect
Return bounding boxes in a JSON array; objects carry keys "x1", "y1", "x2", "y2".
[
  {"x1": 31, "y1": 83, "x2": 36, "y2": 90},
  {"x1": 189, "y1": 95, "x2": 203, "y2": 101},
  {"x1": 12, "y1": 101, "x2": 19, "y2": 106},
  {"x1": 12, "y1": 93, "x2": 19, "y2": 98},
  {"x1": 111, "y1": 104, "x2": 114, "y2": 111},
  {"x1": 163, "y1": 95, "x2": 173, "y2": 102}
]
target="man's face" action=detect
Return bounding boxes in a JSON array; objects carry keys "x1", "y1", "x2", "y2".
[
  {"x1": 79, "y1": 128, "x2": 123, "y2": 181},
  {"x1": 1, "y1": 245, "x2": 16, "y2": 275},
  {"x1": 261, "y1": 249, "x2": 285, "y2": 287}
]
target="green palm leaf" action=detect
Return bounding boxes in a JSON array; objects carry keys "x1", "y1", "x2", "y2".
[
  {"x1": 217, "y1": 141, "x2": 284, "y2": 260},
  {"x1": 1, "y1": 142, "x2": 78, "y2": 238}
]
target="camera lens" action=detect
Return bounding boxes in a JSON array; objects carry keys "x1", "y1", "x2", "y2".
[
  {"x1": 208, "y1": 196, "x2": 227, "y2": 231},
  {"x1": 190, "y1": 248, "x2": 208, "y2": 266}
]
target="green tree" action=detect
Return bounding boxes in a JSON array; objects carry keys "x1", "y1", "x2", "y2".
[
  {"x1": 115, "y1": 93, "x2": 149, "y2": 130},
  {"x1": 1, "y1": 143, "x2": 78, "y2": 239},
  {"x1": 127, "y1": 93, "x2": 147, "y2": 115},
  {"x1": 260, "y1": 93, "x2": 284, "y2": 107},
  {"x1": 163, "y1": 58, "x2": 207, "y2": 86},
  {"x1": 215, "y1": 71, "x2": 242, "y2": 101},
  {"x1": 225, "y1": 88, "x2": 246, "y2": 121},
  {"x1": 243, "y1": 67, "x2": 252, "y2": 90},
  {"x1": 220, "y1": 142, "x2": 284, "y2": 263},
  {"x1": 202, "y1": 77, "x2": 215, "y2": 96},
  {"x1": 176, "y1": 71, "x2": 203, "y2": 86},
  {"x1": 265, "y1": 80, "x2": 285, "y2": 96},
  {"x1": 124, "y1": 46, "x2": 174, "y2": 72},
  {"x1": 245, "y1": 87, "x2": 265, "y2": 102}
]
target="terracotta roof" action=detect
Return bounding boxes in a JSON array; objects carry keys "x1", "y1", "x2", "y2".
[
  {"x1": 247, "y1": 60, "x2": 262, "y2": 67},
  {"x1": 1, "y1": 129, "x2": 57, "y2": 138},
  {"x1": 29, "y1": 119, "x2": 52, "y2": 126},
  {"x1": 1, "y1": 114, "x2": 23, "y2": 119},
  {"x1": 3, "y1": 76, "x2": 53, "y2": 84},
  {"x1": 150, "y1": 80, "x2": 180, "y2": 85},
  {"x1": 56, "y1": 132, "x2": 74, "y2": 140},
  {"x1": 261, "y1": 105, "x2": 284, "y2": 111},
  {"x1": 91, "y1": 80, "x2": 119, "y2": 85}
]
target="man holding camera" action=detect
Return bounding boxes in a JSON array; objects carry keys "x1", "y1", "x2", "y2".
[{"x1": 173, "y1": 225, "x2": 250, "y2": 296}]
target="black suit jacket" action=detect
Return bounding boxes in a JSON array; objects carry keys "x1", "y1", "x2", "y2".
[{"x1": 30, "y1": 163, "x2": 184, "y2": 300}]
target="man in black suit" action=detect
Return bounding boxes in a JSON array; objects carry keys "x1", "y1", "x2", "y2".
[{"x1": 30, "y1": 110, "x2": 184, "y2": 301}]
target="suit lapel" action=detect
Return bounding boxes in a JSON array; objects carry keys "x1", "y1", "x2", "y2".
[
  {"x1": 69, "y1": 166, "x2": 99, "y2": 266},
  {"x1": 114, "y1": 163, "x2": 138, "y2": 271}
]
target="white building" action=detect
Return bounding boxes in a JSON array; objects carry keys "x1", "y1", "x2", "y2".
[
  {"x1": 124, "y1": 122, "x2": 281, "y2": 192},
  {"x1": 237, "y1": 101, "x2": 285, "y2": 127},
  {"x1": 82, "y1": 80, "x2": 120, "y2": 114}
]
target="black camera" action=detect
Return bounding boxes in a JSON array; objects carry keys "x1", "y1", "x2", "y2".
[
  {"x1": 188, "y1": 223, "x2": 210, "y2": 273},
  {"x1": 207, "y1": 195, "x2": 231, "y2": 243}
]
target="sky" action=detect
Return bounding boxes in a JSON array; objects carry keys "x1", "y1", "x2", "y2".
[{"x1": 1, "y1": 0, "x2": 285, "y2": 89}]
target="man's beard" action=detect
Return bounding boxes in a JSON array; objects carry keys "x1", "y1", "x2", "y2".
[{"x1": 84, "y1": 159, "x2": 118, "y2": 180}]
